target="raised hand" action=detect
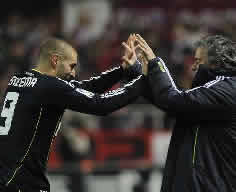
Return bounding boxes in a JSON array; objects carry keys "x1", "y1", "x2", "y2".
[
  {"x1": 137, "y1": 50, "x2": 148, "y2": 76},
  {"x1": 121, "y1": 34, "x2": 134, "y2": 69},
  {"x1": 121, "y1": 34, "x2": 138, "y2": 66},
  {"x1": 135, "y1": 34, "x2": 156, "y2": 61}
]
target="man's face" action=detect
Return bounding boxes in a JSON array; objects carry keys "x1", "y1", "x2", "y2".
[
  {"x1": 192, "y1": 46, "x2": 217, "y2": 87},
  {"x1": 56, "y1": 48, "x2": 78, "y2": 81},
  {"x1": 194, "y1": 47, "x2": 208, "y2": 68}
]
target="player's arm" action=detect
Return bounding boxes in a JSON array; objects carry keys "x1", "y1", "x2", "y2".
[
  {"x1": 147, "y1": 57, "x2": 233, "y2": 121},
  {"x1": 44, "y1": 74, "x2": 145, "y2": 116},
  {"x1": 70, "y1": 61, "x2": 142, "y2": 94},
  {"x1": 44, "y1": 35, "x2": 144, "y2": 116},
  {"x1": 70, "y1": 34, "x2": 142, "y2": 94}
]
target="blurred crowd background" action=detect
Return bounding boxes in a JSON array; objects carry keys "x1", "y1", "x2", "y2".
[{"x1": 0, "y1": 0, "x2": 236, "y2": 191}]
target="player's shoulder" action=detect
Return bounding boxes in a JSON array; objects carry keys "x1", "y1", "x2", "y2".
[
  {"x1": 35, "y1": 73, "x2": 75, "y2": 93},
  {"x1": 29, "y1": 69, "x2": 65, "y2": 86},
  {"x1": 8, "y1": 69, "x2": 75, "y2": 92},
  {"x1": 8, "y1": 70, "x2": 39, "y2": 89}
]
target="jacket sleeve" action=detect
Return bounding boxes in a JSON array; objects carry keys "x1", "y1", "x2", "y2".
[
  {"x1": 70, "y1": 66, "x2": 124, "y2": 94},
  {"x1": 142, "y1": 79, "x2": 156, "y2": 104},
  {"x1": 147, "y1": 57, "x2": 235, "y2": 121},
  {"x1": 44, "y1": 75, "x2": 145, "y2": 116},
  {"x1": 69, "y1": 61, "x2": 142, "y2": 94}
]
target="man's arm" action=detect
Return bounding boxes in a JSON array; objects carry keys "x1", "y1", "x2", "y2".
[
  {"x1": 135, "y1": 33, "x2": 233, "y2": 121},
  {"x1": 43, "y1": 75, "x2": 145, "y2": 116},
  {"x1": 43, "y1": 35, "x2": 144, "y2": 116},
  {"x1": 147, "y1": 57, "x2": 234, "y2": 121},
  {"x1": 70, "y1": 61, "x2": 142, "y2": 94},
  {"x1": 71, "y1": 66, "x2": 124, "y2": 93},
  {"x1": 71, "y1": 34, "x2": 142, "y2": 94}
]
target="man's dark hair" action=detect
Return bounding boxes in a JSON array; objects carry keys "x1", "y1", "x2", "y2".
[
  {"x1": 194, "y1": 35, "x2": 236, "y2": 73},
  {"x1": 39, "y1": 37, "x2": 71, "y2": 62}
]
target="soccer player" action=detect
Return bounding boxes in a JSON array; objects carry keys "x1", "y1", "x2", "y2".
[
  {"x1": 0, "y1": 36, "x2": 145, "y2": 192},
  {"x1": 134, "y1": 34, "x2": 236, "y2": 192}
]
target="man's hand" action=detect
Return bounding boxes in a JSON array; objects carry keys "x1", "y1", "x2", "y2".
[
  {"x1": 135, "y1": 34, "x2": 156, "y2": 61},
  {"x1": 121, "y1": 34, "x2": 134, "y2": 70},
  {"x1": 137, "y1": 51, "x2": 148, "y2": 76},
  {"x1": 121, "y1": 34, "x2": 138, "y2": 66}
]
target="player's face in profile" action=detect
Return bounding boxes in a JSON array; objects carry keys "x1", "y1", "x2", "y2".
[
  {"x1": 56, "y1": 49, "x2": 78, "y2": 81},
  {"x1": 194, "y1": 47, "x2": 208, "y2": 67},
  {"x1": 192, "y1": 47, "x2": 218, "y2": 86}
]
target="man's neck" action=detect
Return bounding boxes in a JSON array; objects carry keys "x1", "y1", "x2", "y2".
[
  {"x1": 178, "y1": 77, "x2": 193, "y2": 90},
  {"x1": 33, "y1": 66, "x2": 55, "y2": 77}
]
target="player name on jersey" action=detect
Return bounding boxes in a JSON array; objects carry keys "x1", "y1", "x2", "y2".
[{"x1": 8, "y1": 76, "x2": 38, "y2": 88}]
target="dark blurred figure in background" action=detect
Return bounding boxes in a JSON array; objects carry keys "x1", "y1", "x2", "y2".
[{"x1": 58, "y1": 111, "x2": 95, "y2": 192}]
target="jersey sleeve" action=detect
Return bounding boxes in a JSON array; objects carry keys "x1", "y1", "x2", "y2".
[
  {"x1": 147, "y1": 57, "x2": 235, "y2": 121},
  {"x1": 69, "y1": 61, "x2": 142, "y2": 94},
  {"x1": 41, "y1": 75, "x2": 145, "y2": 116},
  {"x1": 69, "y1": 66, "x2": 124, "y2": 94}
]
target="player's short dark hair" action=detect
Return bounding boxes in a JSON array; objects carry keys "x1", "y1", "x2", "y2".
[
  {"x1": 39, "y1": 37, "x2": 70, "y2": 61},
  {"x1": 194, "y1": 35, "x2": 236, "y2": 73}
]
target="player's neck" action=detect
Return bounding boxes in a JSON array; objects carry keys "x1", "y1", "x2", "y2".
[
  {"x1": 33, "y1": 66, "x2": 56, "y2": 77},
  {"x1": 178, "y1": 76, "x2": 193, "y2": 90}
]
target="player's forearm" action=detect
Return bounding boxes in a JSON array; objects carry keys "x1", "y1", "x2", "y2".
[
  {"x1": 94, "y1": 74, "x2": 145, "y2": 116},
  {"x1": 70, "y1": 66, "x2": 124, "y2": 93},
  {"x1": 71, "y1": 60, "x2": 142, "y2": 94},
  {"x1": 67, "y1": 75, "x2": 145, "y2": 116}
]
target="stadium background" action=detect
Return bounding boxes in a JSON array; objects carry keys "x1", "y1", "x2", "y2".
[{"x1": 0, "y1": 0, "x2": 236, "y2": 191}]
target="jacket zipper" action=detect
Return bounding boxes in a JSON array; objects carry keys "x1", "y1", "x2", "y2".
[{"x1": 192, "y1": 127, "x2": 199, "y2": 165}]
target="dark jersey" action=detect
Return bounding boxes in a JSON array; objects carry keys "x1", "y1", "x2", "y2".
[
  {"x1": 0, "y1": 67, "x2": 144, "y2": 191},
  {"x1": 147, "y1": 57, "x2": 236, "y2": 192}
]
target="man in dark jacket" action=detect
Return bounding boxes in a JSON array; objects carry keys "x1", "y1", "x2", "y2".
[{"x1": 135, "y1": 34, "x2": 236, "y2": 192}]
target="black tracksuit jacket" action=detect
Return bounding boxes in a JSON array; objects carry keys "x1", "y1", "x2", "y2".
[
  {"x1": 147, "y1": 57, "x2": 236, "y2": 192},
  {"x1": 0, "y1": 64, "x2": 144, "y2": 192}
]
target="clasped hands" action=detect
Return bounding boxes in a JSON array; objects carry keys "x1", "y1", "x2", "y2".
[{"x1": 121, "y1": 34, "x2": 156, "y2": 76}]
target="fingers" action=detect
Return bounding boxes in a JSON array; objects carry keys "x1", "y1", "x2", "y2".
[
  {"x1": 136, "y1": 34, "x2": 147, "y2": 46},
  {"x1": 127, "y1": 34, "x2": 133, "y2": 47},
  {"x1": 135, "y1": 34, "x2": 152, "y2": 52},
  {"x1": 137, "y1": 52, "x2": 148, "y2": 64},
  {"x1": 122, "y1": 34, "x2": 140, "y2": 66},
  {"x1": 134, "y1": 44, "x2": 141, "y2": 51},
  {"x1": 130, "y1": 34, "x2": 136, "y2": 51},
  {"x1": 122, "y1": 42, "x2": 132, "y2": 53},
  {"x1": 122, "y1": 41, "x2": 133, "y2": 59},
  {"x1": 134, "y1": 34, "x2": 149, "y2": 54},
  {"x1": 135, "y1": 36, "x2": 148, "y2": 50},
  {"x1": 127, "y1": 34, "x2": 137, "y2": 57},
  {"x1": 124, "y1": 33, "x2": 137, "y2": 51},
  {"x1": 127, "y1": 34, "x2": 134, "y2": 48},
  {"x1": 136, "y1": 42, "x2": 146, "y2": 52},
  {"x1": 122, "y1": 55, "x2": 132, "y2": 65},
  {"x1": 135, "y1": 42, "x2": 148, "y2": 58},
  {"x1": 123, "y1": 33, "x2": 136, "y2": 54},
  {"x1": 135, "y1": 34, "x2": 156, "y2": 60}
]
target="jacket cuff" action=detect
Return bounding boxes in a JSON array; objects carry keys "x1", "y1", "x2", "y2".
[
  {"x1": 148, "y1": 57, "x2": 166, "y2": 74},
  {"x1": 123, "y1": 60, "x2": 142, "y2": 79}
]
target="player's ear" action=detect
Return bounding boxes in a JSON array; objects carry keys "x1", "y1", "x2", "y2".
[{"x1": 50, "y1": 55, "x2": 58, "y2": 69}]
